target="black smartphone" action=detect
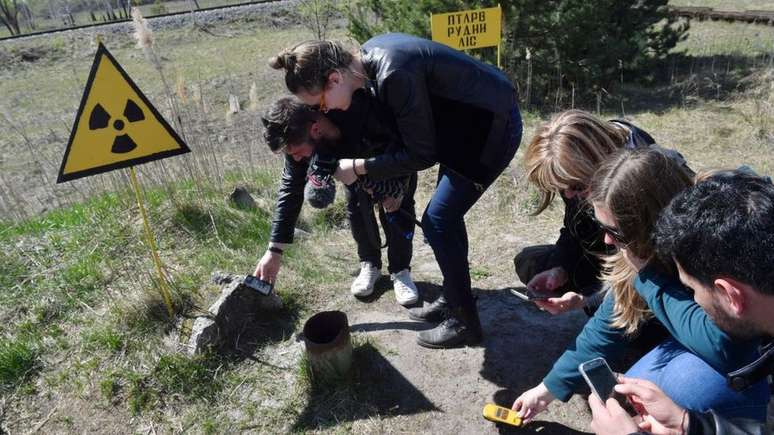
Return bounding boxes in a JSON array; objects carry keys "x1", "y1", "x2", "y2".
[
  {"x1": 243, "y1": 275, "x2": 273, "y2": 295},
  {"x1": 510, "y1": 286, "x2": 552, "y2": 301},
  {"x1": 579, "y1": 357, "x2": 640, "y2": 416},
  {"x1": 579, "y1": 357, "x2": 618, "y2": 401}
]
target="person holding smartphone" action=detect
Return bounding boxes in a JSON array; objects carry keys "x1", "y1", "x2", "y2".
[
  {"x1": 512, "y1": 149, "x2": 769, "y2": 424},
  {"x1": 269, "y1": 34, "x2": 522, "y2": 348},
  {"x1": 518, "y1": 110, "x2": 690, "y2": 316},
  {"x1": 589, "y1": 170, "x2": 774, "y2": 435}
]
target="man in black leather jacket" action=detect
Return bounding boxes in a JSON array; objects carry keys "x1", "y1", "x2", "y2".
[
  {"x1": 254, "y1": 94, "x2": 420, "y2": 306},
  {"x1": 589, "y1": 170, "x2": 774, "y2": 435}
]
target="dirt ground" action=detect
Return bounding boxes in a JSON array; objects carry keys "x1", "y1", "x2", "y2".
[
  {"x1": 277, "y1": 165, "x2": 596, "y2": 434},
  {"x1": 342, "y1": 246, "x2": 593, "y2": 434}
]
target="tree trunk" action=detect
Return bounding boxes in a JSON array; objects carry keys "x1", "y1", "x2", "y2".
[{"x1": 0, "y1": 0, "x2": 21, "y2": 35}]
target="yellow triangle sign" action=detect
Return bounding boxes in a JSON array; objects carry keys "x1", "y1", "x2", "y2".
[{"x1": 57, "y1": 43, "x2": 190, "y2": 183}]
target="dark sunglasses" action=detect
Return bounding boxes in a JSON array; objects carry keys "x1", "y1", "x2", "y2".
[
  {"x1": 598, "y1": 221, "x2": 627, "y2": 244},
  {"x1": 587, "y1": 209, "x2": 628, "y2": 244}
]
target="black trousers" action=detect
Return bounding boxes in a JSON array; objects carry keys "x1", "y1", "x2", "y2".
[{"x1": 345, "y1": 173, "x2": 417, "y2": 274}]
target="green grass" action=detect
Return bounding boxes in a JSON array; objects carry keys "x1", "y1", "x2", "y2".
[
  {"x1": 0, "y1": 160, "x2": 354, "y2": 427},
  {"x1": 99, "y1": 372, "x2": 121, "y2": 401},
  {"x1": 82, "y1": 325, "x2": 125, "y2": 353},
  {"x1": 677, "y1": 20, "x2": 774, "y2": 57},
  {"x1": 308, "y1": 194, "x2": 349, "y2": 231},
  {"x1": 0, "y1": 336, "x2": 39, "y2": 389},
  {"x1": 152, "y1": 353, "x2": 225, "y2": 398}
]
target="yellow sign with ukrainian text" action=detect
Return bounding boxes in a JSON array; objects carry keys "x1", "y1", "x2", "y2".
[{"x1": 431, "y1": 6, "x2": 501, "y2": 50}]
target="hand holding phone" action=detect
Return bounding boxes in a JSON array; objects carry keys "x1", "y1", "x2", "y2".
[
  {"x1": 482, "y1": 403, "x2": 522, "y2": 427},
  {"x1": 580, "y1": 357, "x2": 639, "y2": 417},
  {"x1": 510, "y1": 287, "x2": 552, "y2": 301},
  {"x1": 580, "y1": 358, "x2": 618, "y2": 401},
  {"x1": 526, "y1": 267, "x2": 568, "y2": 292}
]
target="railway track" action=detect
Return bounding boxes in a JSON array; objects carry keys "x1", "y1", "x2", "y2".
[
  {"x1": 0, "y1": 0, "x2": 287, "y2": 42},
  {"x1": 3, "y1": 3, "x2": 773, "y2": 43},
  {"x1": 671, "y1": 6, "x2": 774, "y2": 25}
]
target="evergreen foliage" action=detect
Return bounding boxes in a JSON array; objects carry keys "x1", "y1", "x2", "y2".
[{"x1": 345, "y1": 0, "x2": 689, "y2": 105}]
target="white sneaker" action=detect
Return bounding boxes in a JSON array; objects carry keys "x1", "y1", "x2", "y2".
[
  {"x1": 391, "y1": 269, "x2": 419, "y2": 306},
  {"x1": 351, "y1": 262, "x2": 380, "y2": 297}
]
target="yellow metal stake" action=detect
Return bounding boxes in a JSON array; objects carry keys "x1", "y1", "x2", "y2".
[
  {"x1": 129, "y1": 166, "x2": 174, "y2": 317},
  {"x1": 497, "y1": 4, "x2": 502, "y2": 69}
]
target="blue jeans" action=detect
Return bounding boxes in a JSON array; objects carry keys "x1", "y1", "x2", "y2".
[
  {"x1": 421, "y1": 105, "x2": 522, "y2": 310},
  {"x1": 625, "y1": 338, "x2": 770, "y2": 421}
]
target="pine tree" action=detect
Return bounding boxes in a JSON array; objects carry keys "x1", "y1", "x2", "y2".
[{"x1": 345, "y1": 0, "x2": 689, "y2": 106}]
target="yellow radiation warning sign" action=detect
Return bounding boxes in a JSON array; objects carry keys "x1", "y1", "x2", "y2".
[
  {"x1": 57, "y1": 43, "x2": 190, "y2": 183},
  {"x1": 431, "y1": 6, "x2": 502, "y2": 50}
]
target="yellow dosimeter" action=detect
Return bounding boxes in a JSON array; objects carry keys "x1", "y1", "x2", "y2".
[{"x1": 482, "y1": 403, "x2": 523, "y2": 427}]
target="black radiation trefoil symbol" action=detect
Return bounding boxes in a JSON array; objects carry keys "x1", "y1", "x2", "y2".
[{"x1": 89, "y1": 99, "x2": 145, "y2": 153}]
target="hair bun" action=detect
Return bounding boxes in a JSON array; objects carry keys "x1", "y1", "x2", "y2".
[
  {"x1": 268, "y1": 54, "x2": 284, "y2": 70},
  {"x1": 269, "y1": 51, "x2": 297, "y2": 71}
]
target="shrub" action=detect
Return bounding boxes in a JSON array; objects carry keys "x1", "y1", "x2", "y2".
[
  {"x1": 149, "y1": 0, "x2": 168, "y2": 16},
  {"x1": 345, "y1": 0, "x2": 689, "y2": 106},
  {"x1": 297, "y1": 0, "x2": 340, "y2": 40}
]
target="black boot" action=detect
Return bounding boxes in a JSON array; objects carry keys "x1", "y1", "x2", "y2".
[
  {"x1": 407, "y1": 296, "x2": 448, "y2": 323},
  {"x1": 415, "y1": 305, "x2": 482, "y2": 349}
]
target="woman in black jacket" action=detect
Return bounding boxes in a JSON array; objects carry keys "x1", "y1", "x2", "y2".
[
  {"x1": 518, "y1": 110, "x2": 688, "y2": 316},
  {"x1": 269, "y1": 33, "x2": 523, "y2": 348}
]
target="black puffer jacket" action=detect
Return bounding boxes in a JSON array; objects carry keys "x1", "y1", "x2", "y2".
[{"x1": 360, "y1": 33, "x2": 519, "y2": 185}]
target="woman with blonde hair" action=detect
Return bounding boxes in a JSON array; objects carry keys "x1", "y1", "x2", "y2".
[
  {"x1": 512, "y1": 147, "x2": 769, "y2": 423},
  {"x1": 516, "y1": 109, "x2": 681, "y2": 316}
]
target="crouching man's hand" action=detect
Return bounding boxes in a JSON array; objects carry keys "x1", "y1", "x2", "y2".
[{"x1": 255, "y1": 249, "x2": 282, "y2": 283}]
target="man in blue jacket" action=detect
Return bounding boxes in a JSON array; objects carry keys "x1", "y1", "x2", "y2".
[{"x1": 590, "y1": 169, "x2": 774, "y2": 435}]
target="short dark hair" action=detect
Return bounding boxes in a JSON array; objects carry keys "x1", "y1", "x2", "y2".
[
  {"x1": 653, "y1": 170, "x2": 774, "y2": 295},
  {"x1": 261, "y1": 97, "x2": 319, "y2": 152}
]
